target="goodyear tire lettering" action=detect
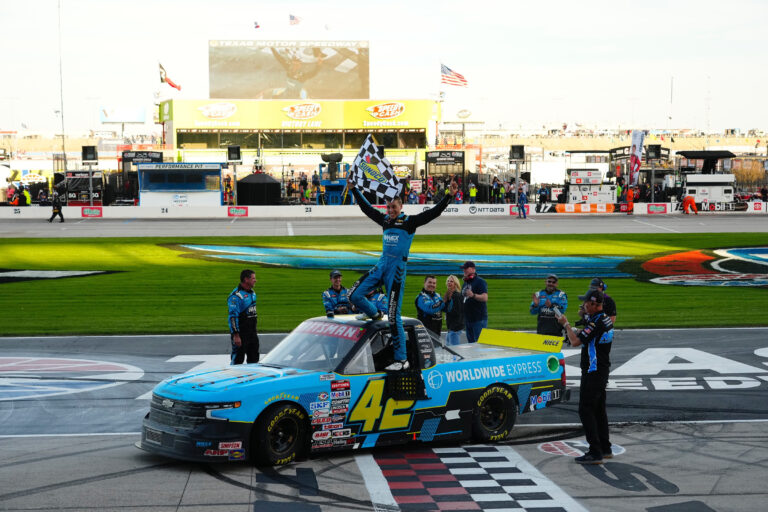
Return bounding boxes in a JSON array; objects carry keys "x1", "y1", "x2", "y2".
[
  {"x1": 253, "y1": 403, "x2": 307, "y2": 466},
  {"x1": 472, "y1": 385, "x2": 517, "y2": 443}
]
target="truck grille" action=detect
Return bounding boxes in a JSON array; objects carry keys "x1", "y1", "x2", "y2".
[{"x1": 149, "y1": 394, "x2": 208, "y2": 428}]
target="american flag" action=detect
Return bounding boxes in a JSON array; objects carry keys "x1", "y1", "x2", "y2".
[
  {"x1": 441, "y1": 64, "x2": 468, "y2": 87},
  {"x1": 289, "y1": 14, "x2": 301, "y2": 25}
]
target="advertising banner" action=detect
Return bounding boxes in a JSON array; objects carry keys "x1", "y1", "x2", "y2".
[
  {"x1": 81, "y1": 207, "x2": 103, "y2": 218},
  {"x1": 629, "y1": 131, "x2": 645, "y2": 186},
  {"x1": 227, "y1": 206, "x2": 249, "y2": 217},
  {"x1": 162, "y1": 99, "x2": 434, "y2": 131},
  {"x1": 647, "y1": 204, "x2": 668, "y2": 214}
]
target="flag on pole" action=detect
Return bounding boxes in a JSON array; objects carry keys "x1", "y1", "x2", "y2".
[
  {"x1": 629, "y1": 130, "x2": 645, "y2": 186},
  {"x1": 159, "y1": 64, "x2": 181, "y2": 91},
  {"x1": 352, "y1": 135, "x2": 403, "y2": 202},
  {"x1": 289, "y1": 14, "x2": 301, "y2": 25},
  {"x1": 441, "y1": 64, "x2": 468, "y2": 87}
]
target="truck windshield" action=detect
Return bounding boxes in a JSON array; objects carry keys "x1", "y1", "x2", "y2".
[{"x1": 260, "y1": 320, "x2": 365, "y2": 372}]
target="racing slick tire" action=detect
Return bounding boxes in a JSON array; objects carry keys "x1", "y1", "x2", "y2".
[
  {"x1": 472, "y1": 385, "x2": 517, "y2": 442},
  {"x1": 252, "y1": 403, "x2": 308, "y2": 466}
]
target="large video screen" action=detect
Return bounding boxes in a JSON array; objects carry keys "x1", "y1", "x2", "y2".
[{"x1": 209, "y1": 40, "x2": 369, "y2": 100}]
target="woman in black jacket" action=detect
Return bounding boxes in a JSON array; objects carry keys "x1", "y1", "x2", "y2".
[{"x1": 443, "y1": 275, "x2": 464, "y2": 345}]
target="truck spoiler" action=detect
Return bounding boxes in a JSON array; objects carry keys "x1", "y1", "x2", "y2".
[{"x1": 477, "y1": 328, "x2": 564, "y2": 353}]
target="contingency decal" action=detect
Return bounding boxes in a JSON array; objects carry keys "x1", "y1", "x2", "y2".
[{"x1": 0, "y1": 357, "x2": 144, "y2": 401}]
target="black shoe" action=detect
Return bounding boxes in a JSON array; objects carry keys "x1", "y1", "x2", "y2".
[
  {"x1": 575, "y1": 453, "x2": 603, "y2": 464},
  {"x1": 47, "y1": 219, "x2": 52, "y2": 223}
]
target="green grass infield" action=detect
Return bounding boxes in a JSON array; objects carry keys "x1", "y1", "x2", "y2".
[{"x1": 0, "y1": 233, "x2": 765, "y2": 336}]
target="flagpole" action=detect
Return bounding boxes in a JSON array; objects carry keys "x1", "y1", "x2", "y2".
[{"x1": 57, "y1": 0, "x2": 67, "y2": 170}]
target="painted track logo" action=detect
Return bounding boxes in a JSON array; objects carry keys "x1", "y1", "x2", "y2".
[
  {"x1": 642, "y1": 247, "x2": 768, "y2": 287},
  {"x1": 177, "y1": 244, "x2": 631, "y2": 279},
  {"x1": 0, "y1": 357, "x2": 144, "y2": 401}
]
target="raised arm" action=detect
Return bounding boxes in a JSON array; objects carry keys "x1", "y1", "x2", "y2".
[
  {"x1": 349, "y1": 181, "x2": 386, "y2": 226},
  {"x1": 410, "y1": 180, "x2": 458, "y2": 227}
]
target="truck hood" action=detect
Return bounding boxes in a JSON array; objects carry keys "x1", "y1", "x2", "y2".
[{"x1": 158, "y1": 364, "x2": 314, "y2": 393}]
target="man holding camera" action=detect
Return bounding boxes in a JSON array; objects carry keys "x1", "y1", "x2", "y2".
[
  {"x1": 461, "y1": 261, "x2": 488, "y2": 343},
  {"x1": 557, "y1": 289, "x2": 615, "y2": 464}
]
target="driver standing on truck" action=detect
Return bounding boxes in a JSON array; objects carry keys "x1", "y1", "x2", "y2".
[{"x1": 347, "y1": 176, "x2": 457, "y2": 371}]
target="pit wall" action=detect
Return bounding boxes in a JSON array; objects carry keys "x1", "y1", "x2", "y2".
[{"x1": 2, "y1": 202, "x2": 765, "y2": 220}]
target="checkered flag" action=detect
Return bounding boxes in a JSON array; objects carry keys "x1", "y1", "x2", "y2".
[{"x1": 352, "y1": 134, "x2": 403, "y2": 202}]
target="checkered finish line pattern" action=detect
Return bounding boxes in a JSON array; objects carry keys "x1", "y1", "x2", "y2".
[{"x1": 373, "y1": 444, "x2": 587, "y2": 511}]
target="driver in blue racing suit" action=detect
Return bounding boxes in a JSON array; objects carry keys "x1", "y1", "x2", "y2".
[{"x1": 348, "y1": 176, "x2": 457, "y2": 371}]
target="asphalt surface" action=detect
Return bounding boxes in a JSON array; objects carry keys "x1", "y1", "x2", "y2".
[
  {"x1": 2, "y1": 212, "x2": 767, "y2": 238},
  {"x1": 1, "y1": 328, "x2": 767, "y2": 511}
]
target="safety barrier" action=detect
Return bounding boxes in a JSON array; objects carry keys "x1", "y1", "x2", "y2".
[{"x1": 1, "y1": 202, "x2": 765, "y2": 220}]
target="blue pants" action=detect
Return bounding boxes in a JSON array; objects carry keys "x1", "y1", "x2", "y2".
[
  {"x1": 349, "y1": 259, "x2": 407, "y2": 361},
  {"x1": 518, "y1": 204, "x2": 527, "y2": 218},
  {"x1": 465, "y1": 319, "x2": 487, "y2": 344},
  {"x1": 446, "y1": 330, "x2": 462, "y2": 345}
]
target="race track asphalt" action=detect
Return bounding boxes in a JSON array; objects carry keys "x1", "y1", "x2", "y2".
[
  {"x1": 1, "y1": 212, "x2": 767, "y2": 238},
  {"x1": 1, "y1": 328, "x2": 767, "y2": 511}
]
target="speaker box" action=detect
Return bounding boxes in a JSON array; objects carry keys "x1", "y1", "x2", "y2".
[
  {"x1": 227, "y1": 145, "x2": 241, "y2": 162},
  {"x1": 82, "y1": 146, "x2": 97, "y2": 162},
  {"x1": 647, "y1": 144, "x2": 661, "y2": 160},
  {"x1": 509, "y1": 145, "x2": 524, "y2": 160}
]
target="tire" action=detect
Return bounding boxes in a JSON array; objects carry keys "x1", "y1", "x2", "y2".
[
  {"x1": 252, "y1": 403, "x2": 308, "y2": 466},
  {"x1": 472, "y1": 385, "x2": 517, "y2": 442}
]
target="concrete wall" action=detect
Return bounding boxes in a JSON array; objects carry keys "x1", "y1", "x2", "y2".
[{"x1": 2, "y1": 202, "x2": 765, "y2": 220}]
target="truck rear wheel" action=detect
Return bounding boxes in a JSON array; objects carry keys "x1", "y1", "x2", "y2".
[{"x1": 472, "y1": 385, "x2": 517, "y2": 442}]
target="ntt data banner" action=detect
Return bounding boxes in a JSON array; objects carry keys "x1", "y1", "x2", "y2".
[{"x1": 209, "y1": 40, "x2": 369, "y2": 100}]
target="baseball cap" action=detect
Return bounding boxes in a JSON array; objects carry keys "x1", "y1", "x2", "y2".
[
  {"x1": 582, "y1": 289, "x2": 604, "y2": 304},
  {"x1": 329, "y1": 270, "x2": 342, "y2": 278},
  {"x1": 546, "y1": 274, "x2": 558, "y2": 281},
  {"x1": 461, "y1": 261, "x2": 476, "y2": 269},
  {"x1": 578, "y1": 277, "x2": 606, "y2": 300}
]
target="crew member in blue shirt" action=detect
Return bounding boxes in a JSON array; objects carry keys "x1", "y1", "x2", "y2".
[
  {"x1": 530, "y1": 274, "x2": 568, "y2": 335},
  {"x1": 348, "y1": 176, "x2": 457, "y2": 371},
  {"x1": 323, "y1": 270, "x2": 351, "y2": 317},
  {"x1": 558, "y1": 289, "x2": 615, "y2": 465},
  {"x1": 227, "y1": 269, "x2": 259, "y2": 365},
  {"x1": 415, "y1": 275, "x2": 445, "y2": 336}
]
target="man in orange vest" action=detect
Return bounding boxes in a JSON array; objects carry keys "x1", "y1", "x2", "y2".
[
  {"x1": 682, "y1": 194, "x2": 698, "y2": 215},
  {"x1": 626, "y1": 187, "x2": 634, "y2": 215}
]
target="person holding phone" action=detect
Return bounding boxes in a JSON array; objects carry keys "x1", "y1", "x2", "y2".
[{"x1": 530, "y1": 274, "x2": 568, "y2": 335}]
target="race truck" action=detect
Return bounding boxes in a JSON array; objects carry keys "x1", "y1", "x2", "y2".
[{"x1": 138, "y1": 316, "x2": 569, "y2": 465}]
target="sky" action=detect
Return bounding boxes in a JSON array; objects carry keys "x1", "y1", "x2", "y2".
[{"x1": 1, "y1": 0, "x2": 767, "y2": 135}]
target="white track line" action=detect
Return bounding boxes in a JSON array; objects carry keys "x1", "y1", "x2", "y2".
[
  {"x1": 632, "y1": 219, "x2": 680, "y2": 233},
  {"x1": 355, "y1": 454, "x2": 399, "y2": 511},
  {"x1": 287, "y1": 221, "x2": 294, "y2": 236}
]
